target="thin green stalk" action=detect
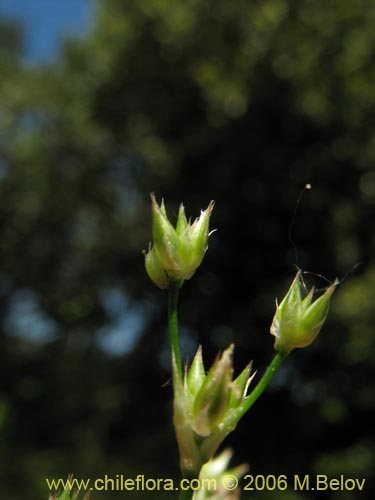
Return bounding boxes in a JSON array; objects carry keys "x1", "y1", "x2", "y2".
[
  {"x1": 168, "y1": 280, "x2": 183, "y2": 383},
  {"x1": 168, "y1": 281, "x2": 195, "y2": 500},
  {"x1": 241, "y1": 351, "x2": 289, "y2": 416}
]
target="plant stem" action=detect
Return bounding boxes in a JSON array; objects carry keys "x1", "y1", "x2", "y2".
[
  {"x1": 168, "y1": 281, "x2": 195, "y2": 500},
  {"x1": 241, "y1": 351, "x2": 289, "y2": 416},
  {"x1": 168, "y1": 280, "x2": 183, "y2": 382}
]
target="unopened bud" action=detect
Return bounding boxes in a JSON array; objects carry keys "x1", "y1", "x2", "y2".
[
  {"x1": 270, "y1": 271, "x2": 338, "y2": 353},
  {"x1": 144, "y1": 194, "x2": 214, "y2": 288},
  {"x1": 192, "y1": 345, "x2": 234, "y2": 437}
]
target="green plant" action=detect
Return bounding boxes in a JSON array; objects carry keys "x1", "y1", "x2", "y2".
[
  {"x1": 48, "y1": 477, "x2": 90, "y2": 500},
  {"x1": 144, "y1": 194, "x2": 337, "y2": 500}
]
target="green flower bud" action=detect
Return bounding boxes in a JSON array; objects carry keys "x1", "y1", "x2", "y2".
[
  {"x1": 145, "y1": 193, "x2": 214, "y2": 288},
  {"x1": 270, "y1": 270, "x2": 338, "y2": 354},
  {"x1": 172, "y1": 345, "x2": 254, "y2": 477},
  {"x1": 192, "y1": 345, "x2": 234, "y2": 437},
  {"x1": 144, "y1": 246, "x2": 169, "y2": 289}
]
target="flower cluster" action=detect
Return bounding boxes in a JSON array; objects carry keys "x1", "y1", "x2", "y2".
[
  {"x1": 144, "y1": 194, "x2": 339, "y2": 500},
  {"x1": 145, "y1": 194, "x2": 214, "y2": 288},
  {"x1": 173, "y1": 345, "x2": 254, "y2": 477}
]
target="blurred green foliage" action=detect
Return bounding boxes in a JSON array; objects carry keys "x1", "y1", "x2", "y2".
[{"x1": 0, "y1": 0, "x2": 373, "y2": 499}]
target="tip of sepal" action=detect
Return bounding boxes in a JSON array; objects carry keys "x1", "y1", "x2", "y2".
[
  {"x1": 176, "y1": 203, "x2": 189, "y2": 235},
  {"x1": 187, "y1": 345, "x2": 206, "y2": 398},
  {"x1": 230, "y1": 362, "x2": 255, "y2": 408}
]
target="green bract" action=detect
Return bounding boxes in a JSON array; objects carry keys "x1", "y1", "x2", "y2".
[
  {"x1": 270, "y1": 270, "x2": 338, "y2": 354},
  {"x1": 144, "y1": 194, "x2": 214, "y2": 288},
  {"x1": 173, "y1": 345, "x2": 254, "y2": 477}
]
